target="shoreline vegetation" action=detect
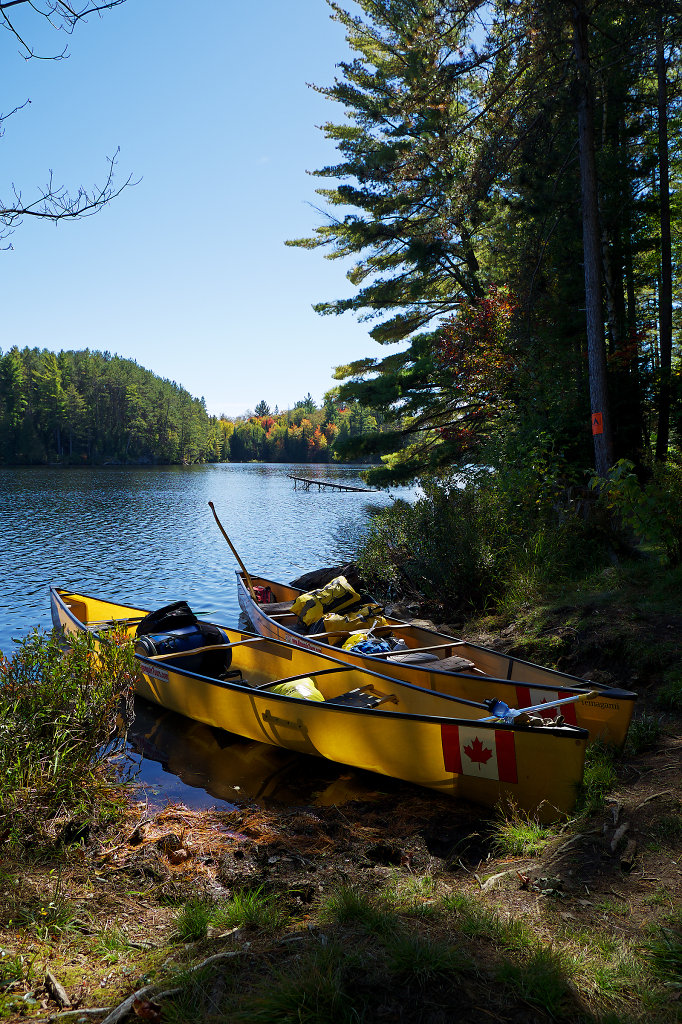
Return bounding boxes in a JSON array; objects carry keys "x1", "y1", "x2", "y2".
[{"x1": 1, "y1": 487, "x2": 681, "y2": 1022}]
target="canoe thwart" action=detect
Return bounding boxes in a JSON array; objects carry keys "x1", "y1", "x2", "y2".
[
  {"x1": 252, "y1": 666, "x2": 351, "y2": 690},
  {"x1": 327, "y1": 687, "x2": 382, "y2": 709},
  {"x1": 141, "y1": 637, "x2": 265, "y2": 662}
]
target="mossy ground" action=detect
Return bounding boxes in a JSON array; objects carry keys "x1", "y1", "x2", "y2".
[{"x1": 1, "y1": 560, "x2": 680, "y2": 1023}]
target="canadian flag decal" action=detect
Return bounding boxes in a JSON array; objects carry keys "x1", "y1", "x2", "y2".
[
  {"x1": 515, "y1": 686, "x2": 578, "y2": 725},
  {"x1": 441, "y1": 725, "x2": 517, "y2": 783}
]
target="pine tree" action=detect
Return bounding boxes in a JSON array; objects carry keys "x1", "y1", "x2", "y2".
[{"x1": 294, "y1": 0, "x2": 681, "y2": 481}]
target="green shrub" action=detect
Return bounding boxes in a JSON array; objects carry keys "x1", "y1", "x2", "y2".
[
  {"x1": 579, "y1": 743, "x2": 618, "y2": 815},
  {"x1": 0, "y1": 628, "x2": 136, "y2": 848},
  {"x1": 591, "y1": 458, "x2": 682, "y2": 565},
  {"x1": 357, "y1": 469, "x2": 608, "y2": 615},
  {"x1": 357, "y1": 484, "x2": 497, "y2": 610}
]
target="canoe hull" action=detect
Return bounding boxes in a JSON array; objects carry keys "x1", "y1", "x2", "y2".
[
  {"x1": 237, "y1": 572, "x2": 636, "y2": 748},
  {"x1": 51, "y1": 587, "x2": 589, "y2": 822}
]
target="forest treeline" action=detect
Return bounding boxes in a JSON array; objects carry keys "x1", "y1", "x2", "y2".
[{"x1": 0, "y1": 346, "x2": 382, "y2": 466}]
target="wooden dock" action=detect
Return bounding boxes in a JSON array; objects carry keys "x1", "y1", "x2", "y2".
[{"x1": 288, "y1": 474, "x2": 376, "y2": 493}]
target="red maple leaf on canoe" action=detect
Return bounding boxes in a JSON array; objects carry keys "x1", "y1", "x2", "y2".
[{"x1": 464, "y1": 736, "x2": 493, "y2": 767}]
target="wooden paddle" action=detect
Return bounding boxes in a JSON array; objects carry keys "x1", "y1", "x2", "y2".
[{"x1": 208, "y1": 501, "x2": 257, "y2": 600}]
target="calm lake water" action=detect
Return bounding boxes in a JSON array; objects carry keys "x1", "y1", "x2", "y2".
[{"x1": 0, "y1": 463, "x2": 418, "y2": 810}]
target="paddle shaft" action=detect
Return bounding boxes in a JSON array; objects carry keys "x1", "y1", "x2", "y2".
[
  {"x1": 478, "y1": 689, "x2": 599, "y2": 722},
  {"x1": 208, "y1": 501, "x2": 257, "y2": 599}
]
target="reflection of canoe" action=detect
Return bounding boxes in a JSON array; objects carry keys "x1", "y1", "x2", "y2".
[
  {"x1": 236, "y1": 571, "x2": 636, "y2": 748},
  {"x1": 129, "y1": 698, "x2": 391, "y2": 808},
  {"x1": 51, "y1": 587, "x2": 589, "y2": 822}
]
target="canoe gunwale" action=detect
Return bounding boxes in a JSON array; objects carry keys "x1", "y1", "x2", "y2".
[
  {"x1": 133, "y1": 651, "x2": 588, "y2": 734},
  {"x1": 49, "y1": 587, "x2": 589, "y2": 738}
]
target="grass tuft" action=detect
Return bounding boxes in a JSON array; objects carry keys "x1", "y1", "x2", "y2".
[
  {"x1": 626, "y1": 713, "x2": 662, "y2": 755},
  {"x1": 385, "y1": 932, "x2": 474, "y2": 986},
  {"x1": 441, "y1": 891, "x2": 534, "y2": 952},
  {"x1": 321, "y1": 885, "x2": 399, "y2": 935},
  {"x1": 212, "y1": 886, "x2": 286, "y2": 932},
  {"x1": 491, "y1": 801, "x2": 556, "y2": 857},
  {"x1": 657, "y1": 672, "x2": 682, "y2": 713},
  {"x1": 377, "y1": 872, "x2": 440, "y2": 917},
  {"x1": 645, "y1": 925, "x2": 682, "y2": 983},
  {"x1": 495, "y1": 943, "x2": 573, "y2": 1017},
  {"x1": 579, "y1": 741, "x2": 618, "y2": 814},
  {"x1": 174, "y1": 897, "x2": 215, "y2": 943},
  {"x1": 92, "y1": 925, "x2": 134, "y2": 963},
  {"x1": 232, "y1": 943, "x2": 362, "y2": 1024}
]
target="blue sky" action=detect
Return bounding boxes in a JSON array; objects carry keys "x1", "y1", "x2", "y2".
[{"x1": 1, "y1": 0, "x2": 371, "y2": 417}]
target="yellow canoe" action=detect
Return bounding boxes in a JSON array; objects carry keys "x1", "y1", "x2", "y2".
[
  {"x1": 236, "y1": 571, "x2": 636, "y2": 749},
  {"x1": 51, "y1": 587, "x2": 590, "y2": 822}
]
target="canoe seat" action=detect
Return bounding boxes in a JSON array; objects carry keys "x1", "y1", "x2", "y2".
[
  {"x1": 221, "y1": 669, "x2": 245, "y2": 682},
  {"x1": 429, "y1": 655, "x2": 477, "y2": 673},
  {"x1": 327, "y1": 687, "x2": 383, "y2": 709},
  {"x1": 261, "y1": 601, "x2": 295, "y2": 615},
  {"x1": 385, "y1": 651, "x2": 440, "y2": 664}
]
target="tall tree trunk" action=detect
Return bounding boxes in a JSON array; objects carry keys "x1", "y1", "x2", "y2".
[
  {"x1": 572, "y1": 0, "x2": 614, "y2": 475},
  {"x1": 655, "y1": 11, "x2": 672, "y2": 462},
  {"x1": 622, "y1": 174, "x2": 645, "y2": 457}
]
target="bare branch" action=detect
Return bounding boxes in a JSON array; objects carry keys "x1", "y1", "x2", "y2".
[
  {"x1": 0, "y1": 1, "x2": 126, "y2": 59},
  {"x1": 0, "y1": 148, "x2": 137, "y2": 243},
  {"x1": 0, "y1": 97, "x2": 31, "y2": 134},
  {"x1": 1, "y1": 0, "x2": 132, "y2": 246}
]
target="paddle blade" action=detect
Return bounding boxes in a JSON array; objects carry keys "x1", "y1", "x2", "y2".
[{"x1": 484, "y1": 699, "x2": 520, "y2": 722}]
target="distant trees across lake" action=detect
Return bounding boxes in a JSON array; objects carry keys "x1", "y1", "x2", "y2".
[{"x1": 0, "y1": 347, "x2": 384, "y2": 466}]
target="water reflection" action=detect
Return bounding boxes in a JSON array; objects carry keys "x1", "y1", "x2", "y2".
[{"x1": 127, "y1": 696, "x2": 397, "y2": 811}]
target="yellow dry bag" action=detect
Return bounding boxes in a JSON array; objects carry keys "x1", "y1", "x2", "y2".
[
  {"x1": 324, "y1": 603, "x2": 387, "y2": 633},
  {"x1": 291, "y1": 576, "x2": 362, "y2": 626}
]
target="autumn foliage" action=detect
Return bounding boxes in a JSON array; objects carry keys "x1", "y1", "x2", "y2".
[{"x1": 433, "y1": 286, "x2": 518, "y2": 451}]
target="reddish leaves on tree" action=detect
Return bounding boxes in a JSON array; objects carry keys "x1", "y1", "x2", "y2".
[
  {"x1": 463, "y1": 735, "x2": 494, "y2": 767},
  {"x1": 606, "y1": 334, "x2": 640, "y2": 371},
  {"x1": 437, "y1": 285, "x2": 517, "y2": 379},
  {"x1": 432, "y1": 285, "x2": 518, "y2": 452}
]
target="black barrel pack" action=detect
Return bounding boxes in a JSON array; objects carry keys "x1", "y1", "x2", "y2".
[{"x1": 133, "y1": 601, "x2": 232, "y2": 678}]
